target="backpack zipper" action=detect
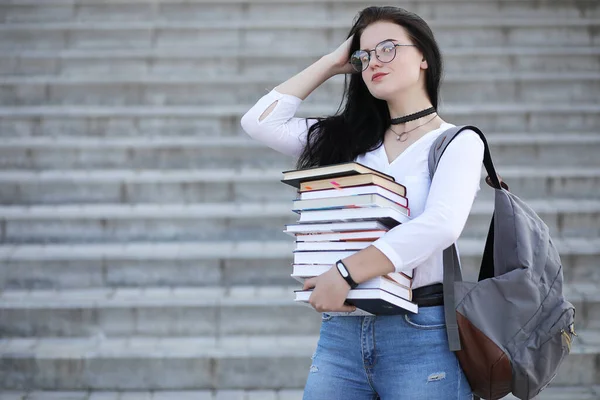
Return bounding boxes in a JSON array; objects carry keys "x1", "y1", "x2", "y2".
[{"x1": 560, "y1": 324, "x2": 577, "y2": 352}]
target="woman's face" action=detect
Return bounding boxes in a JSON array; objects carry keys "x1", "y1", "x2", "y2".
[{"x1": 358, "y1": 21, "x2": 427, "y2": 100}]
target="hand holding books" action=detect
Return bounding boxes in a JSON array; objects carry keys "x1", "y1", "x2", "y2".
[
  {"x1": 281, "y1": 162, "x2": 418, "y2": 315},
  {"x1": 300, "y1": 265, "x2": 357, "y2": 313}
]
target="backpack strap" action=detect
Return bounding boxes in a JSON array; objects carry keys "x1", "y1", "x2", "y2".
[
  {"x1": 428, "y1": 125, "x2": 500, "y2": 186},
  {"x1": 443, "y1": 242, "x2": 463, "y2": 351},
  {"x1": 428, "y1": 125, "x2": 502, "y2": 352}
]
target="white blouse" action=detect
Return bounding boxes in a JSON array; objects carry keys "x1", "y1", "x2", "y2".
[{"x1": 240, "y1": 88, "x2": 485, "y2": 289}]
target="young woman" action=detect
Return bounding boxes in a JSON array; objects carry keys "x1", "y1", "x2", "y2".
[{"x1": 241, "y1": 6, "x2": 481, "y2": 400}]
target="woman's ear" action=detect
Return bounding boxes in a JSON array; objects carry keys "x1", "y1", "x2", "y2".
[{"x1": 420, "y1": 58, "x2": 428, "y2": 70}]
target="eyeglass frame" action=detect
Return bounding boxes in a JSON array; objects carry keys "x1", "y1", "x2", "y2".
[{"x1": 349, "y1": 39, "x2": 418, "y2": 72}]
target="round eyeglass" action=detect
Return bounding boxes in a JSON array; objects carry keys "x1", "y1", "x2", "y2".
[{"x1": 349, "y1": 40, "x2": 417, "y2": 72}]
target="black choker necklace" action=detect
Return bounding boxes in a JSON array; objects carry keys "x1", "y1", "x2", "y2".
[{"x1": 390, "y1": 107, "x2": 436, "y2": 125}]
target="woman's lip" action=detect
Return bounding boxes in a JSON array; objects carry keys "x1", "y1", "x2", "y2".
[{"x1": 372, "y1": 73, "x2": 388, "y2": 81}]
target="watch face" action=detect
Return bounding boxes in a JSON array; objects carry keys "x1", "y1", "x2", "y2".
[{"x1": 337, "y1": 262, "x2": 349, "y2": 278}]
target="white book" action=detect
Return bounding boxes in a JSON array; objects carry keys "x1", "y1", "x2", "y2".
[
  {"x1": 298, "y1": 207, "x2": 408, "y2": 226},
  {"x1": 386, "y1": 271, "x2": 413, "y2": 286},
  {"x1": 291, "y1": 254, "x2": 414, "y2": 279},
  {"x1": 358, "y1": 276, "x2": 412, "y2": 300},
  {"x1": 300, "y1": 185, "x2": 408, "y2": 208},
  {"x1": 295, "y1": 230, "x2": 386, "y2": 242},
  {"x1": 284, "y1": 221, "x2": 389, "y2": 236},
  {"x1": 295, "y1": 288, "x2": 418, "y2": 314},
  {"x1": 293, "y1": 193, "x2": 409, "y2": 217},
  {"x1": 293, "y1": 251, "x2": 357, "y2": 265},
  {"x1": 291, "y1": 264, "x2": 413, "y2": 286},
  {"x1": 295, "y1": 241, "x2": 371, "y2": 251},
  {"x1": 291, "y1": 264, "x2": 333, "y2": 282}
]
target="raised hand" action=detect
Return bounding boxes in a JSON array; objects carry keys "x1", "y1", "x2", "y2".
[{"x1": 325, "y1": 35, "x2": 357, "y2": 76}]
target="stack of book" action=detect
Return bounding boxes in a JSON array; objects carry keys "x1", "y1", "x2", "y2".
[{"x1": 281, "y1": 162, "x2": 418, "y2": 315}]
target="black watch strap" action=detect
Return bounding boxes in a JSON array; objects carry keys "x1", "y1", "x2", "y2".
[{"x1": 335, "y1": 260, "x2": 358, "y2": 289}]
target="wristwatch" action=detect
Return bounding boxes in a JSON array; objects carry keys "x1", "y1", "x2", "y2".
[{"x1": 335, "y1": 259, "x2": 359, "y2": 289}]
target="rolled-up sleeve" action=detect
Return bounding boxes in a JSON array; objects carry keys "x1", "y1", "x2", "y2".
[
  {"x1": 240, "y1": 89, "x2": 318, "y2": 158},
  {"x1": 371, "y1": 130, "x2": 485, "y2": 273}
]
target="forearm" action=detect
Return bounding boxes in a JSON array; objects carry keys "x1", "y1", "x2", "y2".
[
  {"x1": 342, "y1": 245, "x2": 395, "y2": 284},
  {"x1": 274, "y1": 55, "x2": 339, "y2": 100}
]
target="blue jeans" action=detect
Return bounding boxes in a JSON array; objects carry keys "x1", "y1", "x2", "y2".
[{"x1": 303, "y1": 305, "x2": 473, "y2": 400}]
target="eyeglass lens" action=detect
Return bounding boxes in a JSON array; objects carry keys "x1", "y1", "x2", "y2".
[{"x1": 350, "y1": 40, "x2": 398, "y2": 72}]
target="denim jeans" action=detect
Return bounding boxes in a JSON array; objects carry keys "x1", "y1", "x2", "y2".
[{"x1": 302, "y1": 305, "x2": 473, "y2": 400}]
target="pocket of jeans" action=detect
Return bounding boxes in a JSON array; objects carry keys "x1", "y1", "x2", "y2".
[
  {"x1": 403, "y1": 311, "x2": 446, "y2": 330},
  {"x1": 321, "y1": 313, "x2": 334, "y2": 321}
]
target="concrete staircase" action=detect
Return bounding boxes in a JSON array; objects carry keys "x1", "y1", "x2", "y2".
[{"x1": 0, "y1": 1, "x2": 599, "y2": 399}]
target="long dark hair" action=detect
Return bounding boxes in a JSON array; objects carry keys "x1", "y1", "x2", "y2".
[{"x1": 296, "y1": 6, "x2": 443, "y2": 169}]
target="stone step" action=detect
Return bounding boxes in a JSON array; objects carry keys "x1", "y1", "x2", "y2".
[
  {"x1": 1, "y1": 199, "x2": 599, "y2": 244},
  {"x1": 2, "y1": 72, "x2": 598, "y2": 106},
  {"x1": 3, "y1": 47, "x2": 599, "y2": 76},
  {"x1": 1, "y1": 18, "x2": 598, "y2": 30},
  {"x1": 1, "y1": 19, "x2": 599, "y2": 51},
  {"x1": 0, "y1": 133, "x2": 599, "y2": 169},
  {"x1": 0, "y1": 285, "x2": 314, "y2": 337},
  {"x1": 0, "y1": 238, "x2": 598, "y2": 290},
  {"x1": 0, "y1": 0, "x2": 598, "y2": 23},
  {"x1": 0, "y1": 167, "x2": 599, "y2": 205},
  {"x1": 0, "y1": 334, "x2": 318, "y2": 390},
  {"x1": 0, "y1": 332, "x2": 598, "y2": 390},
  {"x1": 1, "y1": 104, "x2": 598, "y2": 137},
  {"x1": 0, "y1": 282, "x2": 596, "y2": 338},
  {"x1": 1, "y1": 387, "x2": 599, "y2": 400}
]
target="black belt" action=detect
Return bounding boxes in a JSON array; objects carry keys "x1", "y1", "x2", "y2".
[{"x1": 412, "y1": 283, "x2": 444, "y2": 307}]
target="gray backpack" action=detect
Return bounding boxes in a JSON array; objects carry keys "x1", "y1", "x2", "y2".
[{"x1": 428, "y1": 126, "x2": 576, "y2": 400}]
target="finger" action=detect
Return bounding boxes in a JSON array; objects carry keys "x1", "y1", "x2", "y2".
[
  {"x1": 309, "y1": 301, "x2": 323, "y2": 313},
  {"x1": 303, "y1": 277, "x2": 317, "y2": 291}
]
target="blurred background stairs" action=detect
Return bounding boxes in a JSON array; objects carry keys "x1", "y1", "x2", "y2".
[{"x1": 0, "y1": 1, "x2": 599, "y2": 399}]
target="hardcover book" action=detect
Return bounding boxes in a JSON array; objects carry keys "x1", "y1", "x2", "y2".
[
  {"x1": 282, "y1": 162, "x2": 394, "y2": 189},
  {"x1": 284, "y1": 221, "x2": 389, "y2": 235},
  {"x1": 292, "y1": 193, "x2": 409, "y2": 217},
  {"x1": 299, "y1": 183, "x2": 408, "y2": 208},
  {"x1": 295, "y1": 287, "x2": 418, "y2": 315},
  {"x1": 291, "y1": 264, "x2": 412, "y2": 287},
  {"x1": 300, "y1": 173, "x2": 407, "y2": 198},
  {"x1": 297, "y1": 206, "x2": 408, "y2": 226}
]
